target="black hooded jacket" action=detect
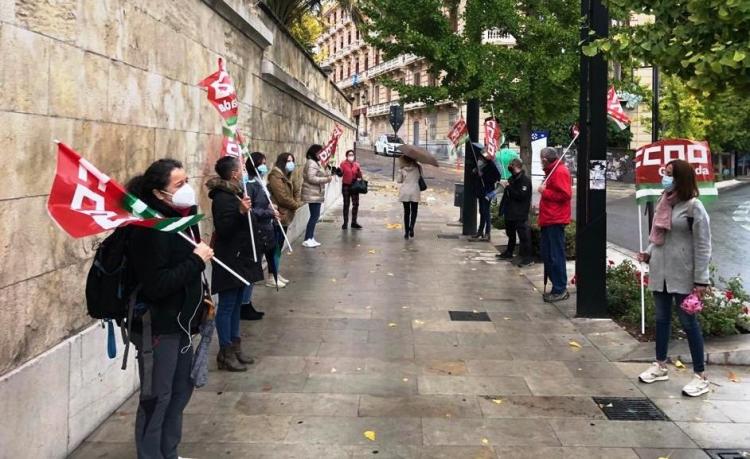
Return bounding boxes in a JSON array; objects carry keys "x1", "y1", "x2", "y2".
[{"x1": 499, "y1": 169, "x2": 532, "y2": 221}]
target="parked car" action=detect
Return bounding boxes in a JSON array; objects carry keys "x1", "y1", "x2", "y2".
[{"x1": 374, "y1": 134, "x2": 404, "y2": 157}]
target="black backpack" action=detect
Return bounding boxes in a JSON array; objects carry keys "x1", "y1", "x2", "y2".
[{"x1": 86, "y1": 226, "x2": 137, "y2": 321}]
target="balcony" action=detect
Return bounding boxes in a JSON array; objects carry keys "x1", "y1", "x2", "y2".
[
  {"x1": 365, "y1": 54, "x2": 420, "y2": 79},
  {"x1": 482, "y1": 29, "x2": 516, "y2": 46},
  {"x1": 337, "y1": 73, "x2": 364, "y2": 90},
  {"x1": 367, "y1": 99, "x2": 453, "y2": 117}
]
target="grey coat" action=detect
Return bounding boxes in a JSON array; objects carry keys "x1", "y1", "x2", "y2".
[
  {"x1": 646, "y1": 197, "x2": 712, "y2": 294},
  {"x1": 301, "y1": 159, "x2": 332, "y2": 203},
  {"x1": 397, "y1": 165, "x2": 421, "y2": 202}
]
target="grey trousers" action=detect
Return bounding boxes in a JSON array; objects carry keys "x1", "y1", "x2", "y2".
[{"x1": 135, "y1": 333, "x2": 194, "y2": 459}]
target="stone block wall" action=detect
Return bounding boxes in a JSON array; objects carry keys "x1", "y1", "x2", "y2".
[{"x1": 0, "y1": 0, "x2": 354, "y2": 376}]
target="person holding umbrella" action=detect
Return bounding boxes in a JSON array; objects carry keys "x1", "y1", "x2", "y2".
[
  {"x1": 397, "y1": 145, "x2": 438, "y2": 239},
  {"x1": 207, "y1": 156, "x2": 264, "y2": 371},
  {"x1": 469, "y1": 143, "x2": 500, "y2": 242}
]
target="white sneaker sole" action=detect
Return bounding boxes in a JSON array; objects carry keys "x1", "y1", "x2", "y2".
[
  {"x1": 639, "y1": 375, "x2": 669, "y2": 384},
  {"x1": 683, "y1": 386, "x2": 710, "y2": 397}
]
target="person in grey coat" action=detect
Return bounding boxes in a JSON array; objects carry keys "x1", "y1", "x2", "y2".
[
  {"x1": 397, "y1": 155, "x2": 422, "y2": 239},
  {"x1": 637, "y1": 159, "x2": 712, "y2": 397},
  {"x1": 301, "y1": 144, "x2": 332, "y2": 248}
]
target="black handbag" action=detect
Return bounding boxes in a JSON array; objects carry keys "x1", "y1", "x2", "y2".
[
  {"x1": 351, "y1": 179, "x2": 368, "y2": 194},
  {"x1": 418, "y1": 166, "x2": 428, "y2": 192}
]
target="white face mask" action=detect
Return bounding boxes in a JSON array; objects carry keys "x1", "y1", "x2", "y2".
[{"x1": 164, "y1": 183, "x2": 196, "y2": 209}]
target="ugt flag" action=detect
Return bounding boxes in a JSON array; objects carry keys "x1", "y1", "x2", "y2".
[
  {"x1": 607, "y1": 86, "x2": 631, "y2": 130},
  {"x1": 317, "y1": 124, "x2": 344, "y2": 166},
  {"x1": 483, "y1": 118, "x2": 501, "y2": 161},
  {"x1": 47, "y1": 142, "x2": 203, "y2": 238},
  {"x1": 447, "y1": 118, "x2": 469, "y2": 153},
  {"x1": 198, "y1": 58, "x2": 239, "y2": 128},
  {"x1": 635, "y1": 139, "x2": 718, "y2": 205}
]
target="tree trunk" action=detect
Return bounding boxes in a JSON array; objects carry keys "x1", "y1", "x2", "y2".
[{"x1": 519, "y1": 119, "x2": 533, "y2": 172}]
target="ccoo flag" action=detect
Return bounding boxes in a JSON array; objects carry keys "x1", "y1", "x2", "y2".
[{"x1": 47, "y1": 142, "x2": 203, "y2": 238}]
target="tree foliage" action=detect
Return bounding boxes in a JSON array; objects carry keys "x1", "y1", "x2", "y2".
[
  {"x1": 289, "y1": 11, "x2": 325, "y2": 52},
  {"x1": 586, "y1": 0, "x2": 750, "y2": 96}
]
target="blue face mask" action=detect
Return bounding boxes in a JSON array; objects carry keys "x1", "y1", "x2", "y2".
[
  {"x1": 285, "y1": 162, "x2": 296, "y2": 173},
  {"x1": 257, "y1": 164, "x2": 268, "y2": 176},
  {"x1": 661, "y1": 175, "x2": 674, "y2": 189}
]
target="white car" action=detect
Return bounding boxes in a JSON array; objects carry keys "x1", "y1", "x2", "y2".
[{"x1": 374, "y1": 134, "x2": 404, "y2": 157}]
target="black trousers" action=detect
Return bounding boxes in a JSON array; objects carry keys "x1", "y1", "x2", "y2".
[
  {"x1": 505, "y1": 218, "x2": 532, "y2": 258},
  {"x1": 402, "y1": 201, "x2": 419, "y2": 232},
  {"x1": 342, "y1": 185, "x2": 360, "y2": 224}
]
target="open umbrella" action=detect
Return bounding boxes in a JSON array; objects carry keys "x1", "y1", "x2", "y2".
[
  {"x1": 398, "y1": 144, "x2": 439, "y2": 167},
  {"x1": 190, "y1": 296, "x2": 216, "y2": 388},
  {"x1": 495, "y1": 148, "x2": 520, "y2": 180}
]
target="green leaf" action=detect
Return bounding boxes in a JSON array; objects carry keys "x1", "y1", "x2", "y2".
[
  {"x1": 581, "y1": 43, "x2": 598, "y2": 57},
  {"x1": 734, "y1": 50, "x2": 747, "y2": 62}
]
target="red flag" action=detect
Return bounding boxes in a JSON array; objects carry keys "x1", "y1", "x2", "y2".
[
  {"x1": 483, "y1": 118, "x2": 501, "y2": 160},
  {"x1": 318, "y1": 125, "x2": 344, "y2": 166},
  {"x1": 47, "y1": 143, "x2": 202, "y2": 238},
  {"x1": 607, "y1": 86, "x2": 630, "y2": 130},
  {"x1": 198, "y1": 58, "x2": 239, "y2": 127},
  {"x1": 222, "y1": 132, "x2": 245, "y2": 158}
]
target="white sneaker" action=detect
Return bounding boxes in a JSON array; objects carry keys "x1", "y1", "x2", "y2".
[
  {"x1": 302, "y1": 239, "x2": 317, "y2": 248},
  {"x1": 682, "y1": 374, "x2": 710, "y2": 397},
  {"x1": 310, "y1": 239, "x2": 322, "y2": 247},
  {"x1": 638, "y1": 362, "x2": 669, "y2": 383},
  {"x1": 265, "y1": 277, "x2": 286, "y2": 288},
  {"x1": 277, "y1": 274, "x2": 289, "y2": 284}
]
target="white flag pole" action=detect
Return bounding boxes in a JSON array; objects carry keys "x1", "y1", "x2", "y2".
[
  {"x1": 541, "y1": 132, "x2": 579, "y2": 186},
  {"x1": 637, "y1": 203, "x2": 646, "y2": 335},
  {"x1": 176, "y1": 232, "x2": 250, "y2": 286}
]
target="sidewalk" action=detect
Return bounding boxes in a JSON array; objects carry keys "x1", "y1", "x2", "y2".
[{"x1": 72, "y1": 175, "x2": 750, "y2": 458}]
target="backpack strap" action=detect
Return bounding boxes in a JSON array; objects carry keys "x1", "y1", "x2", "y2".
[
  {"x1": 687, "y1": 198, "x2": 696, "y2": 232},
  {"x1": 119, "y1": 285, "x2": 142, "y2": 371}
]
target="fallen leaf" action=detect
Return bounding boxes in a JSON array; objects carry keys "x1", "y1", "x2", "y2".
[
  {"x1": 261, "y1": 384, "x2": 272, "y2": 392},
  {"x1": 388, "y1": 322, "x2": 397, "y2": 328},
  {"x1": 387, "y1": 272, "x2": 394, "y2": 276},
  {"x1": 331, "y1": 278, "x2": 337, "y2": 283},
  {"x1": 413, "y1": 320, "x2": 425, "y2": 325},
  {"x1": 503, "y1": 317, "x2": 511, "y2": 321},
  {"x1": 401, "y1": 306, "x2": 409, "y2": 309},
  {"x1": 363, "y1": 431, "x2": 376, "y2": 441},
  {"x1": 331, "y1": 368, "x2": 337, "y2": 373},
  {"x1": 481, "y1": 438, "x2": 489, "y2": 445},
  {"x1": 568, "y1": 341, "x2": 583, "y2": 349},
  {"x1": 368, "y1": 249, "x2": 377, "y2": 254},
  {"x1": 402, "y1": 378, "x2": 409, "y2": 382},
  {"x1": 491, "y1": 398, "x2": 503, "y2": 404},
  {"x1": 472, "y1": 309, "x2": 479, "y2": 313},
  {"x1": 674, "y1": 360, "x2": 686, "y2": 369},
  {"x1": 357, "y1": 367, "x2": 362, "y2": 371},
  {"x1": 728, "y1": 371, "x2": 740, "y2": 382}
]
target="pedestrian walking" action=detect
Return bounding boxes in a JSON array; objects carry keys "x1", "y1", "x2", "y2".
[
  {"x1": 637, "y1": 159, "x2": 712, "y2": 397},
  {"x1": 470, "y1": 144, "x2": 500, "y2": 242},
  {"x1": 497, "y1": 158, "x2": 533, "y2": 266},
  {"x1": 301, "y1": 144, "x2": 332, "y2": 248},
  {"x1": 267, "y1": 152, "x2": 303, "y2": 285},
  {"x1": 125, "y1": 158, "x2": 214, "y2": 459},
  {"x1": 537, "y1": 147, "x2": 572, "y2": 302},
  {"x1": 246, "y1": 152, "x2": 283, "y2": 290},
  {"x1": 340, "y1": 149, "x2": 363, "y2": 230},
  {"x1": 207, "y1": 156, "x2": 264, "y2": 371},
  {"x1": 397, "y1": 155, "x2": 422, "y2": 239}
]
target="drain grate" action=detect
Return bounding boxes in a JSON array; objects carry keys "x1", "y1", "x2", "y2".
[
  {"x1": 449, "y1": 311, "x2": 491, "y2": 322},
  {"x1": 592, "y1": 397, "x2": 669, "y2": 421},
  {"x1": 437, "y1": 234, "x2": 460, "y2": 239},
  {"x1": 705, "y1": 450, "x2": 750, "y2": 459}
]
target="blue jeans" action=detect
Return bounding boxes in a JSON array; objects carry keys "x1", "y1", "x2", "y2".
[
  {"x1": 477, "y1": 197, "x2": 491, "y2": 236},
  {"x1": 540, "y1": 224, "x2": 567, "y2": 294},
  {"x1": 217, "y1": 286, "x2": 250, "y2": 347},
  {"x1": 654, "y1": 290, "x2": 705, "y2": 373},
  {"x1": 305, "y1": 203, "x2": 322, "y2": 240}
]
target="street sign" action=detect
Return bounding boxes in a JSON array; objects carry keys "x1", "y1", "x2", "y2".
[{"x1": 389, "y1": 105, "x2": 404, "y2": 134}]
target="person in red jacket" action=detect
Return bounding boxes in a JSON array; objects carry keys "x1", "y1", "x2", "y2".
[
  {"x1": 538, "y1": 147, "x2": 572, "y2": 302},
  {"x1": 340, "y1": 149, "x2": 364, "y2": 229}
]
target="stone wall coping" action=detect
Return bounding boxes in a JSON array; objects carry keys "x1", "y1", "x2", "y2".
[
  {"x1": 201, "y1": 0, "x2": 274, "y2": 48},
  {"x1": 261, "y1": 58, "x2": 356, "y2": 129}
]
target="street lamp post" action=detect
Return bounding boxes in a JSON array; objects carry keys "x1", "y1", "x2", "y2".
[{"x1": 575, "y1": 0, "x2": 608, "y2": 318}]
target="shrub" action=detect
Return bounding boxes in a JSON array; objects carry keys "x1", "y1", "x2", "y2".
[{"x1": 491, "y1": 201, "x2": 576, "y2": 259}]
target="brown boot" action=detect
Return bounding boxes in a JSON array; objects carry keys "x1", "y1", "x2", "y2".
[
  {"x1": 217, "y1": 346, "x2": 247, "y2": 372},
  {"x1": 232, "y1": 338, "x2": 254, "y2": 365}
]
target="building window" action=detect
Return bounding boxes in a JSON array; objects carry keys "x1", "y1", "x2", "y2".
[
  {"x1": 413, "y1": 72, "x2": 421, "y2": 86},
  {"x1": 375, "y1": 51, "x2": 380, "y2": 66},
  {"x1": 355, "y1": 57, "x2": 360, "y2": 74},
  {"x1": 386, "y1": 87, "x2": 392, "y2": 102},
  {"x1": 373, "y1": 85, "x2": 379, "y2": 104},
  {"x1": 428, "y1": 74, "x2": 436, "y2": 86},
  {"x1": 364, "y1": 54, "x2": 369, "y2": 70}
]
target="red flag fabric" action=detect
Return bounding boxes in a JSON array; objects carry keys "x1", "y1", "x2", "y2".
[
  {"x1": 198, "y1": 58, "x2": 239, "y2": 127},
  {"x1": 47, "y1": 143, "x2": 202, "y2": 238},
  {"x1": 447, "y1": 118, "x2": 469, "y2": 150},
  {"x1": 222, "y1": 133, "x2": 245, "y2": 158},
  {"x1": 607, "y1": 86, "x2": 630, "y2": 130},
  {"x1": 318, "y1": 125, "x2": 344, "y2": 166},
  {"x1": 483, "y1": 119, "x2": 501, "y2": 160}
]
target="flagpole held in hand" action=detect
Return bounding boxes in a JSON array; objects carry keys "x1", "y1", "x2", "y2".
[
  {"x1": 240, "y1": 180, "x2": 259, "y2": 263},
  {"x1": 541, "y1": 132, "x2": 579, "y2": 186},
  {"x1": 175, "y1": 232, "x2": 249, "y2": 286},
  {"x1": 637, "y1": 203, "x2": 646, "y2": 335}
]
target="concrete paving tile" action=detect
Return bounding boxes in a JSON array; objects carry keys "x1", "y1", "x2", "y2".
[
  {"x1": 495, "y1": 447, "x2": 640, "y2": 459},
  {"x1": 420, "y1": 360, "x2": 469, "y2": 376},
  {"x1": 346, "y1": 445, "x2": 420, "y2": 458},
  {"x1": 711, "y1": 400, "x2": 750, "y2": 422},
  {"x1": 494, "y1": 319, "x2": 579, "y2": 335},
  {"x1": 411, "y1": 330, "x2": 460, "y2": 345},
  {"x1": 563, "y1": 361, "x2": 630, "y2": 379},
  {"x1": 305, "y1": 356, "x2": 368, "y2": 374},
  {"x1": 456, "y1": 331, "x2": 541, "y2": 347},
  {"x1": 180, "y1": 442, "x2": 351, "y2": 458},
  {"x1": 478, "y1": 395, "x2": 606, "y2": 419},
  {"x1": 545, "y1": 333, "x2": 594, "y2": 348},
  {"x1": 228, "y1": 393, "x2": 359, "y2": 416},
  {"x1": 415, "y1": 344, "x2": 512, "y2": 361},
  {"x1": 285, "y1": 416, "x2": 423, "y2": 446},
  {"x1": 465, "y1": 359, "x2": 573, "y2": 379},
  {"x1": 422, "y1": 418, "x2": 560, "y2": 446},
  {"x1": 359, "y1": 394, "x2": 482, "y2": 418},
  {"x1": 222, "y1": 373, "x2": 308, "y2": 393},
  {"x1": 318, "y1": 341, "x2": 415, "y2": 359},
  {"x1": 675, "y1": 422, "x2": 750, "y2": 449},
  {"x1": 248, "y1": 339, "x2": 322, "y2": 357},
  {"x1": 196, "y1": 415, "x2": 292, "y2": 442},
  {"x1": 549, "y1": 419, "x2": 697, "y2": 448},
  {"x1": 418, "y1": 375, "x2": 530, "y2": 396},
  {"x1": 525, "y1": 376, "x2": 643, "y2": 397},
  {"x1": 304, "y1": 374, "x2": 418, "y2": 396},
  {"x1": 69, "y1": 441, "x2": 136, "y2": 458},
  {"x1": 277, "y1": 328, "x2": 369, "y2": 344},
  {"x1": 510, "y1": 344, "x2": 608, "y2": 362},
  {"x1": 245, "y1": 356, "x2": 308, "y2": 375},
  {"x1": 411, "y1": 317, "x2": 498, "y2": 333},
  {"x1": 634, "y1": 448, "x2": 710, "y2": 459},
  {"x1": 413, "y1": 446, "x2": 497, "y2": 459},
  {"x1": 651, "y1": 398, "x2": 733, "y2": 423}
]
